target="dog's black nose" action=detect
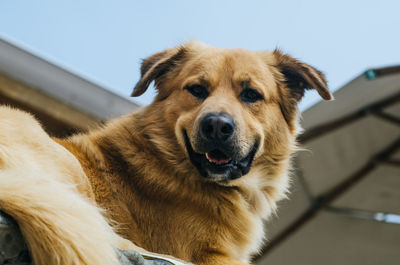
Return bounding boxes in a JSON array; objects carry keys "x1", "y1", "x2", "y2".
[{"x1": 200, "y1": 113, "x2": 235, "y2": 141}]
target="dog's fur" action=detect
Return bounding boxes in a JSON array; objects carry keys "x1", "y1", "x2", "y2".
[{"x1": 0, "y1": 41, "x2": 332, "y2": 265}]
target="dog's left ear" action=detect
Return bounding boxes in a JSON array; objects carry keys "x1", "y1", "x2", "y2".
[
  {"x1": 131, "y1": 46, "x2": 186, "y2": 97},
  {"x1": 273, "y1": 49, "x2": 333, "y2": 102}
]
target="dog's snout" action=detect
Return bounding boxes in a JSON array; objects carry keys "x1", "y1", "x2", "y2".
[{"x1": 200, "y1": 113, "x2": 235, "y2": 142}]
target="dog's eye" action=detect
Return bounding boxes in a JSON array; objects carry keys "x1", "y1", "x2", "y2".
[
  {"x1": 185, "y1": 84, "x2": 209, "y2": 99},
  {"x1": 240, "y1": 88, "x2": 264, "y2": 103}
]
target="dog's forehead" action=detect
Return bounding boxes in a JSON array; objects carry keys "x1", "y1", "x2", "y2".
[
  {"x1": 190, "y1": 47, "x2": 268, "y2": 72},
  {"x1": 183, "y1": 46, "x2": 277, "y2": 89}
]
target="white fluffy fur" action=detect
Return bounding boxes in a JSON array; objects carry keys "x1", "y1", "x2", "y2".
[
  {"x1": 0, "y1": 107, "x2": 120, "y2": 265},
  {"x1": 0, "y1": 169, "x2": 120, "y2": 265}
]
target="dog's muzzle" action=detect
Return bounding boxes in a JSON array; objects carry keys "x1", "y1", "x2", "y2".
[{"x1": 183, "y1": 113, "x2": 258, "y2": 183}]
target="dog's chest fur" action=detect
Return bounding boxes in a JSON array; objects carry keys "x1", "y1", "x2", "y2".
[{"x1": 59, "y1": 114, "x2": 280, "y2": 263}]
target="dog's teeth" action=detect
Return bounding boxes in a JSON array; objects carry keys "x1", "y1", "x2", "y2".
[
  {"x1": 205, "y1": 153, "x2": 219, "y2": 163},
  {"x1": 205, "y1": 153, "x2": 231, "y2": 165}
]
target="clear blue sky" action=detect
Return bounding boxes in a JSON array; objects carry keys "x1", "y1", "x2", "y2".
[{"x1": 1, "y1": 0, "x2": 399, "y2": 110}]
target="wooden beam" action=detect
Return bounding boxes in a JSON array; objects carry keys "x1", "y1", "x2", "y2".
[{"x1": 0, "y1": 71, "x2": 101, "y2": 136}]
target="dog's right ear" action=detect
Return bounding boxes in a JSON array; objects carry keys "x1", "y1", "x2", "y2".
[
  {"x1": 131, "y1": 47, "x2": 186, "y2": 97},
  {"x1": 273, "y1": 49, "x2": 332, "y2": 102}
]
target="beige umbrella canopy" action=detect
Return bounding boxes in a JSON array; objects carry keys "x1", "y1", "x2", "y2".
[{"x1": 256, "y1": 66, "x2": 400, "y2": 265}]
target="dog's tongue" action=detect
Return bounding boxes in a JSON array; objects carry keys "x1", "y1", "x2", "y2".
[{"x1": 205, "y1": 150, "x2": 231, "y2": 165}]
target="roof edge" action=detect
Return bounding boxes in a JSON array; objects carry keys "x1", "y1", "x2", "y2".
[{"x1": 0, "y1": 36, "x2": 140, "y2": 120}]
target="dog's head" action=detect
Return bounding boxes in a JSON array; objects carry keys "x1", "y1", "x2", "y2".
[{"x1": 132, "y1": 41, "x2": 332, "y2": 184}]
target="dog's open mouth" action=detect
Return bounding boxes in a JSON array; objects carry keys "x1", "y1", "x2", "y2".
[
  {"x1": 183, "y1": 131, "x2": 258, "y2": 182},
  {"x1": 205, "y1": 150, "x2": 231, "y2": 165}
]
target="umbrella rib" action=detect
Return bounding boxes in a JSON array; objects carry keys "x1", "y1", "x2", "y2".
[
  {"x1": 325, "y1": 206, "x2": 400, "y2": 225},
  {"x1": 299, "y1": 92, "x2": 400, "y2": 143},
  {"x1": 371, "y1": 110, "x2": 400, "y2": 126}
]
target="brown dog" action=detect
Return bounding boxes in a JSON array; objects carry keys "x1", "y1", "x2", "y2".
[{"x1": 0, "y1": 41, "x2": 332, "y2": 265}]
